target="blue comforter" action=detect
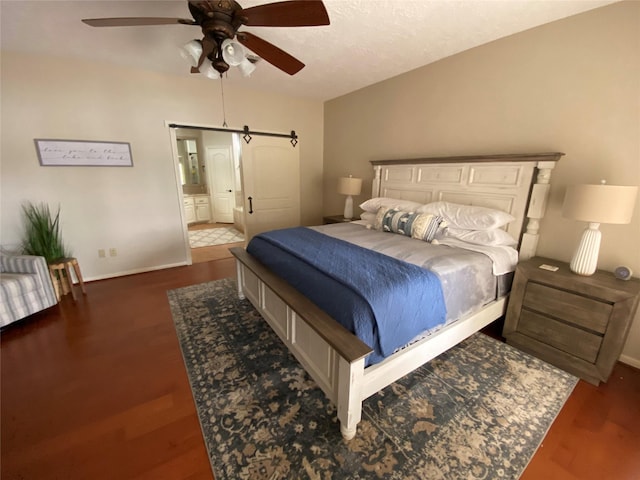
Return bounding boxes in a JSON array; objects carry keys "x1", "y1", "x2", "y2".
[{"x1": 246, "y1": 227, "x2": 446, "y2": 366}]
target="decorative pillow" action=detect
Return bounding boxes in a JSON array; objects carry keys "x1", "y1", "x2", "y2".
[
  {"x1": 417, "y1": 201, "x2": 515, "y2": 230},
  {"x1": 374, "y1": 207, "x2": 399, "y2": 231},
  {"x1": 445, "y1": 227, "x2": 517, "y2": 247},
  {"x1": 374, "y1": 207, "x2": 445, "y2": 242},
  {"x1": 360, "y1": 197, "x2": 423, "y2": 214},
  {"x1": 410, "y1": 213, "x2": 446, "y2": 243}
]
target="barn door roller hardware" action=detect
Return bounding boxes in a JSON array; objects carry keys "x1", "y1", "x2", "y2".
[{"x1": 169, "y1": 124, "x2": 298, "y2": 147}]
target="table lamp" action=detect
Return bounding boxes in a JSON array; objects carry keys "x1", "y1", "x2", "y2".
[
  {"x1": 337, "y1": 175, "x2": 362, "y2": 220},
  {"x1": 562, "y1": 181, "x2": 638, "y2": 276}
]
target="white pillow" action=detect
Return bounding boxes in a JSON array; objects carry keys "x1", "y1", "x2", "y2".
[
  {"x1": 360, "y1": 212, "x2": 376, "y2": 225},
  {"x1": 360, "y1": 197, "x2": 423, "y2": 214},
  {"x1": 445, "y1": 227, "x2": 517, "y2": 247},
  {"x1": 417, "y1": 201, "x2": 515, "y2": 230}
]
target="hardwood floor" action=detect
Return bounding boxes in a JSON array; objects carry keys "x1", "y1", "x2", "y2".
[
  {"x1": 190, "y1": 242, "x2": 244, "y2": 264},
  {"x1": 522, "y1": 361, "x2": 640, "y2": 480},
  {"x1": 2, "y1": 260, "x2": 639, "y2": 479}
]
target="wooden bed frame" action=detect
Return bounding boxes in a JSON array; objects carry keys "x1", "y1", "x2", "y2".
[{"x1": 230, "y1": 152, "x2": 563, "y2": 440}]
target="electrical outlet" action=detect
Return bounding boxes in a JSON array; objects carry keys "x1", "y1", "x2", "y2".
[
  {"x1": 109, "y1": 248, "x2": 117, "y2": 257},
  {"x1": 98, "y1": 249, "x2": 106, "y2": 258}
]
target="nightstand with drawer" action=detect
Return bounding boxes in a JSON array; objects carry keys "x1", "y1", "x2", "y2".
[{"x1": 503, "y1": 257, "x2": 640, "y2": 385}]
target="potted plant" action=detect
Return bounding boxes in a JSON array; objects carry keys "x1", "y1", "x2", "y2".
[
  {"x1": 21, "y1": 202, "x2": 71, "y2": 262},
  {"x1": 21, "y1": 202, "x2": 72, "y2": 294}
]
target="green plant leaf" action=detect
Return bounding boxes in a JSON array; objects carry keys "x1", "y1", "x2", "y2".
[{"x1": 21, "y1": 202, "x2": 71, "y2": 263}]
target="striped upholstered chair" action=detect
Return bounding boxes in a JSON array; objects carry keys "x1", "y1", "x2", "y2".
[{"x1": 0, "y1": 254, "x2": 58, "y2": 327}]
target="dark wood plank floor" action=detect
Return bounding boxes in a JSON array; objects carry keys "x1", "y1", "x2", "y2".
[{"x1": 2, "y1": 258, "x2": 639, "y2": 479}]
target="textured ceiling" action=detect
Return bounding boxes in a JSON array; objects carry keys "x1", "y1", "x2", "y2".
[{"x1": 1, "y1": 0, "x2": 615, "y2": 101}]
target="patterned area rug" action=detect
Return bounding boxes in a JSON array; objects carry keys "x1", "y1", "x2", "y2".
[
  {"x1": 168, "y1": 278, "x2": 578, "y2": 480},
  {"x1": 189, "y1": 227, "x2": 244, "y2": 248}
]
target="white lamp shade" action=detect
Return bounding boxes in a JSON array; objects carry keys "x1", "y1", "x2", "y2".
[
  {"x1": 179, "y1": 40, "x2": 203, "y2": 67},
  {"x1": 562, "y1": 184, "x2": 638, "y2": 224},
  {"x1": 221, "y1": 39, "x2": 246, "y2": 66},
  {"x1": 337, "y1": 176, "x2": 362, "y2": 196},
  {"x1": 238, "y1": 59, "x2": 256, "y2": 77},
  {"x1": 198, "y1": 59, "x2": 220, "y2": 80}
]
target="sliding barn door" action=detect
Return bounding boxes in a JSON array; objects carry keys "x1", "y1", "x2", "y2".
[{"x1": 240, "y1": 135, "x2": 300, "y2": 242}]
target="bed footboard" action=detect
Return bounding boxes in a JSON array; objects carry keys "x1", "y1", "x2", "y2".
[{"x1": 230, "y1": 247, "x2": 371, "y2": 440}]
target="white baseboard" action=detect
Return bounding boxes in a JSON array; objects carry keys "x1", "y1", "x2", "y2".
[
  {"x1": 619, "y1": 354, "x2": 640, "y2": 370},
  {"x1": 83, "y1": 262, "x2": 188, "y2": 282}
]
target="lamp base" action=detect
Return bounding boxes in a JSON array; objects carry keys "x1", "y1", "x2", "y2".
[
  {"x1": 570, "y1": 223, "x2": 601, "y2": 276},
  {"x1": 343, "y1": 195, "x2": 354, "y2": 220}
]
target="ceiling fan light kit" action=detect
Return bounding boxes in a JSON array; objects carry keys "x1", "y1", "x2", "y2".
[
  {"x1": 199, "y1": 59, "x2": 222, "y2": 79},
  {"x1": 179, "y1": 39, "x2": 203, "y2": 67},
  {"x1": 82, "y1": 0, "x2": 330, "y2": 78},
  {"x1": 237, "y1": 58, "x2": 256, "y2": 77},
  {"x1": 221, "y1": 39, "x2": 245, "y2": 66}
]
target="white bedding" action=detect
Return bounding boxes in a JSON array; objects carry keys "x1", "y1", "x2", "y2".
[
  {"x1": 311, "y1": 222, "x2": 507, "y2": 323},
  {"x1": 351, "y1": 219, "x2": 517, "y2": 275},
  {"x1": 435, "y1": 237, "x2": 518, "y2": 275}
]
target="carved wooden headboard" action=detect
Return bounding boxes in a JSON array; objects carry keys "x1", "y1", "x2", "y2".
[{"x1": 370, "y1": 152, "x2": 564, "y2": 260}]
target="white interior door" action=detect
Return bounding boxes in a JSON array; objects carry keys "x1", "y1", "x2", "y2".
[
  {"x1": 241, "y1": 135, "x2": 300, "y2": 242},
  {"x1": 206, "y1": 146, "x2": 234, "y2": 223}
]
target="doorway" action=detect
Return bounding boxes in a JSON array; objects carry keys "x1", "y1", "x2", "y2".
[
  {"x1": 174, "y1": 127, "x2": 245, "y2": 263},
  {"x1": 170, "y1": 123, "x2": 301, "y2": 265}
]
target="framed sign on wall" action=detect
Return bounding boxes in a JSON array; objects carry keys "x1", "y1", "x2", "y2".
[{"x1": 34, "y1": 139, "x2": 133, "y2": 167}]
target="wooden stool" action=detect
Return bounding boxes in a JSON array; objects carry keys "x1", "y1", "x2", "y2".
[{"x1": 48, "y1": 257, "x2": 86, "y2": 301}]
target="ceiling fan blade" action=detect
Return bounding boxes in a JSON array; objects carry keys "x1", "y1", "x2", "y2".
[
  {"x1": 236, "y1": 31, "x2": 304, "y2": 75},
  {"x1": 240, "y1": 1, "x2": 329, "y2": 27},
  {"x1": 82, "y1": 17, "x2": 196, "y2": 27}
]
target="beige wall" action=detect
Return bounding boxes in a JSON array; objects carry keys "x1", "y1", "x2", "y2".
[
  {"x1": 1, "y1": 51, "x2": 324, "y2": 280},
  {"x1": 324, "y1": 2, "x2": 640, "y2": 364}
]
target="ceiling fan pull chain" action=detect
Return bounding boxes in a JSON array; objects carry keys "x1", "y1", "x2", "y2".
[{"x1": 220, "y1": 77, "x2": 228, "y2": 128}]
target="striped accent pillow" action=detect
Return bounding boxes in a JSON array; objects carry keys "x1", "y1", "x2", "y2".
[
  {"x1": 410, "y1": 212, "x2": 445, "y2": 242},
  {"x1": 374, "y1": 208, "x2": 444, "y2": 243}
]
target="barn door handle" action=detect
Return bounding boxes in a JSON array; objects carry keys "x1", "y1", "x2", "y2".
[{"x1": 248, "y1": 196, "x2": 253, "y2": 214}]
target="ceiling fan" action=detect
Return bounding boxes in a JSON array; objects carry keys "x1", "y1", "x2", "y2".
[{"x1": 82, "y1": 0, "x2": 330, "y2": 77}]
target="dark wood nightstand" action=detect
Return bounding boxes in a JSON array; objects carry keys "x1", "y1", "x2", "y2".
[
  {"x1": 503, "y1": 256, "x2": 640, "y2": 385},
  {"x1": 323, "y1": 215, "x2": 352, "y2": 224}
]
